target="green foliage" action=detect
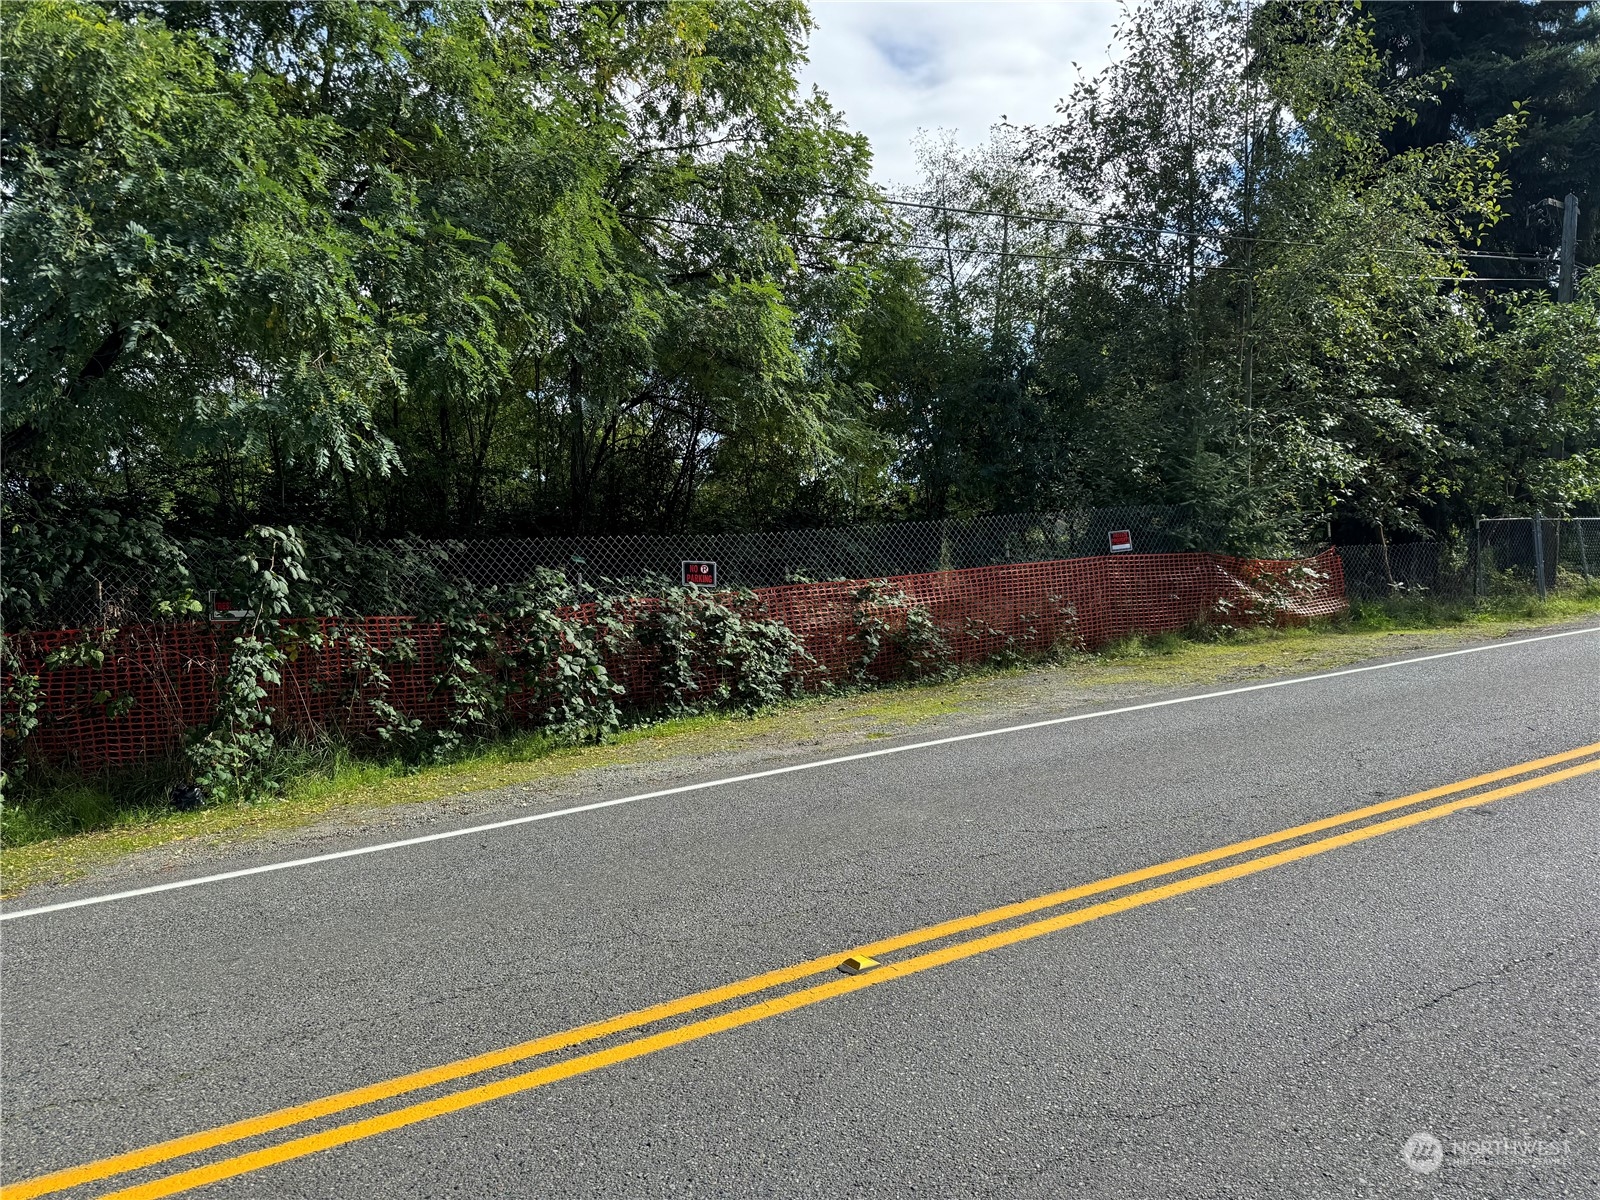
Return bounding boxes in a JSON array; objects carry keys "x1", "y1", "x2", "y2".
[
  {"x1": 2, "y1": 0, "x2": 401, "y2": 492},
  {"x1": 429, "y1": 569, "x2": 625, "y2": 759},
  {"x1": 3, "y1": 0, "x2": 894, "y2": 562},
  {"x1": 0, "y1": 652, "x2": 45, "y2": 796},
  {"x1": 183, "y1": 526, "x2": 309, "y2": 802},
  {"x1": 1, "y1": 770, "x2": 165, "y2": 847},
  {"x1": 2, "y1": 0, "x2": 1595, "y2": 651},
  {"x1": 0, "y1": 494, "x2": 199, "y2": 630},
  {"x1": 849, "y1": 581, "x2": 955, "y2": 682},
  {"x1": 185, "y1": 632, "x2": 281, "y2": 804},
  {"x1": 635, "y1": 585, "x2": 812, "y2": 713},
  {"x1": 429, "y1": 604, "x2": 504, "y2": 761},
  {"x1": 1370, "y1": 0, "x2": 1599, "y2": 269},
  {"x1": 334, "y1": 624, "x2": 423, "y2": 750},
  {"x1": 2, "y1": 630, "x2": 142, "y2": 796},
  {"x1": 41, "y1": 628, "x2": 119, "y2": 670},
  {"x1": 863, "y1": 0, "x2": 1598, "y2": 544},
  {"x1": 499, "y1": 577, "x2": 624, "y2": 744}
]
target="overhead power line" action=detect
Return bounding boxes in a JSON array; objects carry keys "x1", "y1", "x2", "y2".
[
  {"x1": 752, "y1": 181, "x2": 1562, "y2": 267},
  {"x1": 652, "y1": 158, "x2": 1565, "y2": 269},
  {"x1": 634, "y1": 212, "x2": 1561, "y2": 286},
  {"x1": 634, "y1": 213, "x2": 1156, "y2": 270},
  {"x1": 860, "y1": 190, "x2": 1559, "y2": 265}
]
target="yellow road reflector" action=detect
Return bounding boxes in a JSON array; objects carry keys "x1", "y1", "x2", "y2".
[{"x1": 838, "y1": 955, "x2": 879, "y2": 975}]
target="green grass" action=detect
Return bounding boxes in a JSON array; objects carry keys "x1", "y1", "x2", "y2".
[
  {"x1": 1, "y1": 714, "x2": 734, "y2": 852},
  {"x1": 1096, "y1": 630, "x2": 1190, "y2": 658},
  {"x1": 1339, "y1": 585, "x2": 1600, "y2": 631},
  {"x1": 0, "y1": 777, "x2": 166, "y2": 847},
  {"x1": 4, "y1": 588, "x2": 1597, "y2": 898}
]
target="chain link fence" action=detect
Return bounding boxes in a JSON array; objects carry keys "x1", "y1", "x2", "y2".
[
  {"x1": 1476, "y1": 516, "x2": 1599, "y2": 599},
  {"x1": 21, "y1": 509, "x2": 1595, "y2": 630},
  {"x1": 1337, "y1": 541, "x2": 1473, "y2": 600},
  {"x1": 442, "y1": 505, "x2": 1195, "y2": 590},
  {"x1": 20, "y1": 505, "x2": 1209, "y2": 632},
  {"x1": 1338, "y1": 517, "x2": 1600, "y2": 601}
]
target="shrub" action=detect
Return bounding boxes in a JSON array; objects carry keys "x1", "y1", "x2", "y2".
[
  {"x1": 634, "y1": 584, "x2": 812, "y2": 714},
  {"x1": 849, "y1": 581, "x2": 955, "y2": 682}
]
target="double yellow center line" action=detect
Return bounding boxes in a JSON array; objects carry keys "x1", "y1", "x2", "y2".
[{"x1": 10, "y1": 742, "x2": 1599, "y2": 1200}]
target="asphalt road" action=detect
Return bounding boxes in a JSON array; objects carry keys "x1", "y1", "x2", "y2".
[{"x1": 3, "y1": 628, "x2": 1598, "y2": 1199}]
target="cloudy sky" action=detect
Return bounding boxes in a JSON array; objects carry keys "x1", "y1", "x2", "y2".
[{"x1": 797, "y1": 2, "x2": 1123, "y2": 186}]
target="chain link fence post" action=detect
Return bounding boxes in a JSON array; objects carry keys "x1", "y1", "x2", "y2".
[
  {"x1": 1474, "y1": 515, "x2": 1483, "y2": 600},
  {"x1": 1533, "y1": 511, "x2": 1547, "y2": 602}
]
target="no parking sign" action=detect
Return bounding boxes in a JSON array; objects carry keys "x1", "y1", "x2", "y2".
[{"x1": 682, "y1": 560, "x2": 718, "y2": 586}]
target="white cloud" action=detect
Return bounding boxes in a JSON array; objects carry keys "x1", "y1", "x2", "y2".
[{"x1": 798, "y1": 1, "x2": 1123, "y2": 186}]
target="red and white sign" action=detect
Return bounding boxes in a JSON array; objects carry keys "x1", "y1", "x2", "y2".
[
  {"x1": 208, "y1": 591, "x2": 251, "y2": 621},
  {"x1": 1108, "y1": 529, "x2": 1133, "y2": 554},
  {"x1": 682, "y1": 560, "x2": 718, "y2": 587}
]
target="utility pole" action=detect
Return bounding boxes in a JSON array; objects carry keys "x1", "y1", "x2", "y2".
[
  {"x1": 1553, "y1": 194, "x2": 1579, "y2": 602},
  {"x1": 1238, "y1": 0, "x2": 1255, "y2": 491},
  {"x1": 1557, "y1": 192, "x2": 1578, "y2": 303}
]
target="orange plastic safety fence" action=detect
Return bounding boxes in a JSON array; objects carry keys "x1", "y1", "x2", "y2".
[{"x1": 2, "y1": 550, "x2": 1344, "y2": 770}]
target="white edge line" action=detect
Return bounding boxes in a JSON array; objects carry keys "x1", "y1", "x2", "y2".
[{"x1": 4, "y1": 625, "x2": 1597, "y2": 922}]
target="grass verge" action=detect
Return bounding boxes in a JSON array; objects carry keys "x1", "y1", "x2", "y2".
[{"x1": 4, "y1": 589, "x2": 1597, "y2": 898}]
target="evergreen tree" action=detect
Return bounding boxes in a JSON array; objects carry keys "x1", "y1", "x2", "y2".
[{"x1": 1370, "y1": 0, "x2": 1599, "y2": 270}]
